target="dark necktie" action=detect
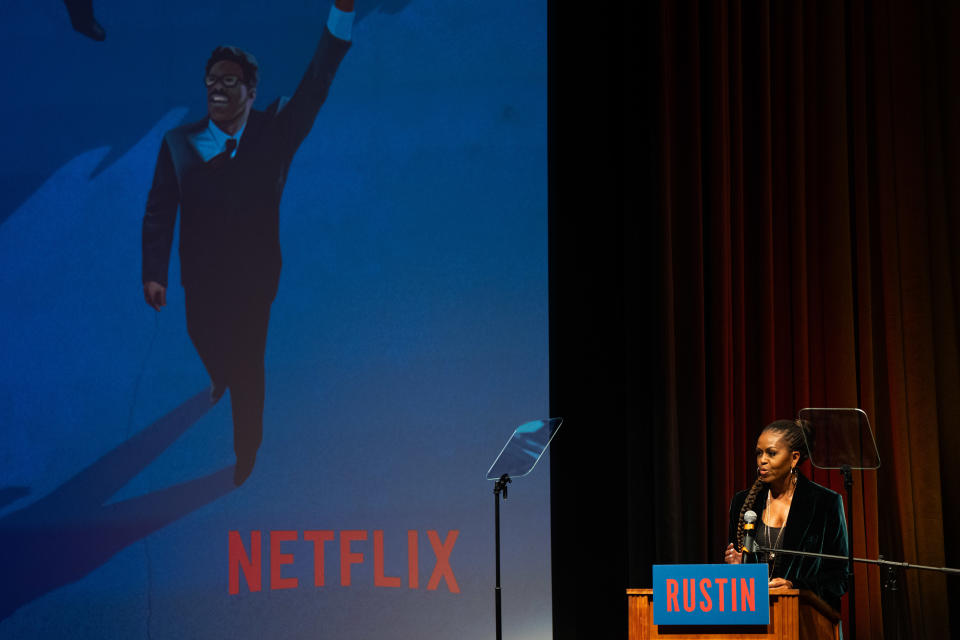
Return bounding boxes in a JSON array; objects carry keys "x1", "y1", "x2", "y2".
[{"x1": 209, "y1": 138, "x2": 237, "y2": 168}]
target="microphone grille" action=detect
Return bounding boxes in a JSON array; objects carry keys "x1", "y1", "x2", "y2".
[{"x1": 744, "y1": 510, "x2": 757, "y2": 524}]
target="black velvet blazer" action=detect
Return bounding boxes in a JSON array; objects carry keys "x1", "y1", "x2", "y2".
[{"x1": 727, "y1": 473, "x2": 849, "y2": 612}]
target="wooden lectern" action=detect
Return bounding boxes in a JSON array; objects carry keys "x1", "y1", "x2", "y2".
[{"x1": 627, "y1": 588, "x2": 840, "y2": 640}]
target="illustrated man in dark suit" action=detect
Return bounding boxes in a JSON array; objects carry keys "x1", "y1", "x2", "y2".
[{"x1": 142, "y1": 0, "x2": 355, "y2": 486}]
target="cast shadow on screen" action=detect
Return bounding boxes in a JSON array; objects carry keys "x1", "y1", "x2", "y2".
[
  {"x1": 0, "y1": 487, "x2": 31, "y2": 512},
  {"x1": 0, "y1": 390, "x2": 234, "y2": 622}
]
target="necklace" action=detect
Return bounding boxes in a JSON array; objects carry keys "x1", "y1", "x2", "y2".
[{"x1": 764, "y1": 489, "x2": 790, "y2": 570}]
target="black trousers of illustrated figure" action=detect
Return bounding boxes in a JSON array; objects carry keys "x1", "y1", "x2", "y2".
[{"x1": 185, "y1": 285, "x2": 273, "y2": 459}]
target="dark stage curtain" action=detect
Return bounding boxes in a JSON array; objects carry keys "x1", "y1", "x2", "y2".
[{"x1": 550, "y1": 0, "x2": 960, "y2": 638}]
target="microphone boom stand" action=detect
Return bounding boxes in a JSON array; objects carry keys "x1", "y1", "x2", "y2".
[
  {"x1": 754, "y1": 545, "x2": 960, "y2": 576},
  {"x1": 756, "y1": 543, "x2": 960, "y2": 639}
]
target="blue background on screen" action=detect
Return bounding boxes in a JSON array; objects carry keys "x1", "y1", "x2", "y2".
[{"x1": 0, "y1": 1, "x2": 549, "y2": 637}]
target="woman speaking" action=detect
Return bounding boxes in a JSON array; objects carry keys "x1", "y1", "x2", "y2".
[{"x1": 723, "y1": 419, "x2": 849, "y2": 612}]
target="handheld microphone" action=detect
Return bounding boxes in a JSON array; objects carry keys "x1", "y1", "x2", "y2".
[{"x1": 742, "y1": 510, "x2": 758, "y2": 554}]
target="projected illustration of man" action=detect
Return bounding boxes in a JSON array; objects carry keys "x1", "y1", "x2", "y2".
[{"x1": 142, "y1": 0, "x2": 355, "y2": 486}]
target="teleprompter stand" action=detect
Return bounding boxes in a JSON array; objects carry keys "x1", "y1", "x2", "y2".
[
  {"x1": 486, "y1": 418, "x2": 563, "y2": 640},
  {"x1": 794, "y1": 408, "x2": 880, "y2": 640},
  {"x1": 751, "y1": 409, "x2": 960, "y2": 639}
]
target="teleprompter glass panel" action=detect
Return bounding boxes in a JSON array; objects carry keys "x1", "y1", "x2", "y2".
[
  {"x1": 486, "y1": 418, "x2": 563, "y2": 480},
  {"x1": 797, "y1": 408, "x2": 881, "y2": 470}
]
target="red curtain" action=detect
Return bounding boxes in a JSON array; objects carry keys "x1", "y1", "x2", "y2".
[{"x1": 650, "y1": 0, "x2": 960, "y2": 637}]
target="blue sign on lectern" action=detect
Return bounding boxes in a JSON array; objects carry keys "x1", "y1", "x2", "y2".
[{"x1": 652, "y1": 564, "x2": 769, "y2": 626}]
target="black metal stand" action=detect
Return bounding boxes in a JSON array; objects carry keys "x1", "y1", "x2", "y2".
[
  {"x1": 840, "y1": 464, "x2": 855, "y2": 640},
  {"x1": 879, "y1": 555, "x2": 902, "y2": 640},
  {"x1": 493, "y1": 473, "x2": 511, "y2": 640},
  {"x1": 755, "y1": 546, "x2": 960, "y2": 574},
  {"x1": 756, "y1": 544, "x2": 960, "y2": 639}
]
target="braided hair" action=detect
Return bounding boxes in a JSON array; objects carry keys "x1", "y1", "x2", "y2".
[{"x1": 734, "y1": 419, "x2": 813, "y2": 552}]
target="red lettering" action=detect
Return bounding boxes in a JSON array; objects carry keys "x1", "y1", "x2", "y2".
[
  {"x1": 304, "y1": 530, "x2": 334, "y2": 586},
  {"x1": 426, "y1": 530, "x2": 459, "y2": 593},
  {"x1": 270, "y1": 531, "x2": 299, "y2": 590},
  {"x1": 731, "y1": 577, "x2": 738, "y2": 611},
  {"x1": 228, "y1": 530, "x2": 261, "y2": 594},
  {"x1": 682, "y1": 578, "x2": 696, "y2": 612},
  {"x1": 741, "y1": 578, "x2": 755, "y2": 611},
  {"x1": 699, "y1": 578, "x2": 713, "y2": 612},
  {"x1": 340, "y1": 530, "x2": 367, "y2": 586},
  {"x1": 228, "y1": 528, "x2": 462, "y2": 593},
  {"x1": 374, "y1": 530, "x2": 402, "y2": 587},
  {"x1": 715, "y1": 578, "x2": 727, "y2": 611},
  {"x1": 666, "y1": 579, "x2": 679, "y2": 612},
  {"x1": 408, "y1": 530, "x2": 419, "y2": 589}
]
